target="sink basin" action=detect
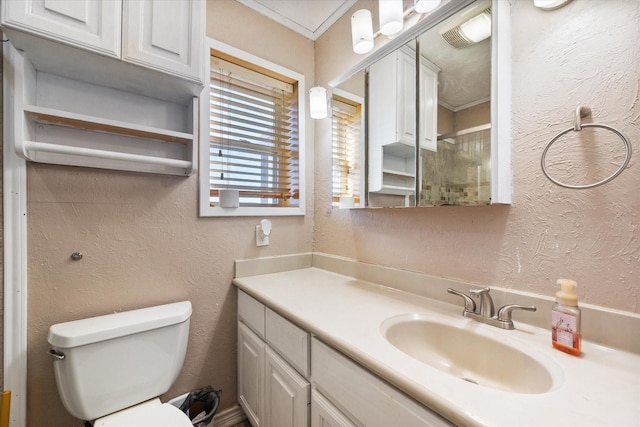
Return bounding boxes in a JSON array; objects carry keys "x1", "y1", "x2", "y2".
[{"x1": 381, "y1": 313, "x2": 562, "y2": 394}]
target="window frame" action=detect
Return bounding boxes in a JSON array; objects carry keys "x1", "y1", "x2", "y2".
[{"x1": 199, "y1": 38, "x2": 306, "y2": 217}]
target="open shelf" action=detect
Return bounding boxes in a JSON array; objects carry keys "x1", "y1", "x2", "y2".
[
  {"x1": 24, "y1": 105, "x2": 194, "y2": 144},
  {"x1": 382, "y1": 169, "x2": 415, "y2": 179},
  {"x1": 5, "y1": 43, "x2": 198, "y2": 176}
]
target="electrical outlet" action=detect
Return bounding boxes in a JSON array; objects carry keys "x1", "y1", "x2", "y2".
[{"x1": 256, "y1": 225, "x2": 269, "y2": 246}]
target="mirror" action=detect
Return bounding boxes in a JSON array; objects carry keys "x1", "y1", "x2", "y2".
[
  {"x1": 417, "y1": 0, "x2": 491, "y2": 207},
  {"x1": 331, "y1": 0, "x2": 511, "y2": 208}
]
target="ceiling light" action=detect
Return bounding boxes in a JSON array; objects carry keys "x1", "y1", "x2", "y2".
[
  {"x1": 459, "y1": 12, "x2": 491, "y2": 43},
  {"x1": 379, "y1": 0, "x2": 404, "y2": 36},
  {"x1": 351, "y1": 9, "x2": 374, "y2": 54},
  {"x1": 414, "y1": 0, "x2": 441, "y2": 14},
  {"x1": 533, "y1": 0, "x2": 573, "y2": 10}
]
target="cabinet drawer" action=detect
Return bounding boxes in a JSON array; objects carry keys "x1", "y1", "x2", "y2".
[
  {"x1": 266, "y1": 308, "x2": 310, "y2": 377},
  {"x1": 238, "y1": 290, "x2": 265, "y2": 338},
  {"x1": 311, "y1": 338, "x2": 453, "y2": 427}
]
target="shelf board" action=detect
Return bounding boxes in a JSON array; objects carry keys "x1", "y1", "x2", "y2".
[
  {"x1": 24, "y1": 105, "x2": 194, "y2": 144},
  {"x1": 382, "y1": 169, "x2": 415, "y2": 179},
  {"x1": 372, "y1": 184, "x2": 415, "y2": 196}
]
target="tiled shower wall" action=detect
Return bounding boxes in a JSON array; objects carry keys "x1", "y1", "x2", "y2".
[{"x1": 421, "y1": 128, "x2": 491, "y2": 206}]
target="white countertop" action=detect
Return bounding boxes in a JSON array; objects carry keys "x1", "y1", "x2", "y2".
[{"x1": 234, "y1": 267, "x2": 640, "y2": 427}]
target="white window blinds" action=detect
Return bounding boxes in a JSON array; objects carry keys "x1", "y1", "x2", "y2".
[
  {"x1": 208, "y1": 56, "x2": 300, "y2": 208},
  {"x1": 332, "y1": 97, "x2": 362, "y2": 207}
]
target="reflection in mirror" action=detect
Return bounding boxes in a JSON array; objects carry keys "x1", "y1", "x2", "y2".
[
  {"x1": 332, "y1": 70, "x2": 365, "y2": 208},
  {"x1": 418, "y1": 0, "x2": 492, "y2": 206},
  {"x1": 367, "y1": 39, "x2": 418, "y2": 208}
]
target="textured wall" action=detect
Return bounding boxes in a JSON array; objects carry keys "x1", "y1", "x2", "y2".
[
  {"x1": 314, "y1": 0, "x2": 640, "y2": 313},
  {"x1": 26, "y1": 1, "x2": 314, "y2": 425}
]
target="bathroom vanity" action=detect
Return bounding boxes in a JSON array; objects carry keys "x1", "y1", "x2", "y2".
[{"x1": 234, "y1": 253, "x2": 640, "y2": 427}]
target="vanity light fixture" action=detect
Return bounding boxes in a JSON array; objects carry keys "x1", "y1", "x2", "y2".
[
  {"x1": 351, "y1": 0, "x2": 442, "y2": 54},
  {"x1": 414, "y1": 0, "x2": 442, "y2": 14},
  {"x1": 351, "y1": 9, "x2": 374, "y2": 54},
  {"x1": 379, "y1": 0, "x2": 404, "y2": 36},
  {"x1": 533, "y1": 0, "x2": 573, "y2": 10},
  {"x1": 309, "y1": 86, "x2": 329, "y2": 119}
]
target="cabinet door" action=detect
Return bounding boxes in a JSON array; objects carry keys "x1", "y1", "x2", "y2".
[
  {"x1": 420, "y1": 61, "x2": 438, "y2": 152},
  {"x1": 311, "y1": 390, "x2": 356, "y2": 427},
  {"x1": 238, "y1": 322, "x2": 265, "y2": 427},
  {"x1": 122, "y1": 0, "x2": 204, "y2": 82},
  {"x1": 264, "y1": 346, "x2": 310, "y2": 427},
  {"x1": 1, "y1": 0, "x2": 121, "y2": 57},
  {"x1": 397, "y1": 48, "x2": 416, "y2": 145}
]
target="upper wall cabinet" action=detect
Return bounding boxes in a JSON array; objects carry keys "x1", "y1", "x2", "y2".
[
  {"x1": 122, "y1": 0, "x2": 203, "y2": 82},
  {"x1": 1, "y1": 0, "x2": 122, "y2": 57},
  {"x1": 1, "y1": 0, "x2": 205, "y2": 101},
  {"x1": 1, "y1": 0, "x2": 206, "y2": 176}
]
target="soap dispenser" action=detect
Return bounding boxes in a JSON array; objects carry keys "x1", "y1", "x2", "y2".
[{"x1": 551, "y1": 279, "x2": 581, "y2": 356}]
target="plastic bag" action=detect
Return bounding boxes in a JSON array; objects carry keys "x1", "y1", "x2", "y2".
[{"x1": 178, "y1": 386, "x2": 222, "y2": 427}]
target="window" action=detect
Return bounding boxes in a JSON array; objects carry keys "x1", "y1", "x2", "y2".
[
  {"x1": 199, "y1": 39, "x2": 305, "y2": 217},
  {"x1": 331, "y1": 89, "x2": 363, "y2": 208}
]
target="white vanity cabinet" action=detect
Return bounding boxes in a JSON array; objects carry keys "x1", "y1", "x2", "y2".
[
  {"x1": 312, "y1": 338, "x2": 453, "y2": 427},
  {"x1": 237, "y1": 291, "x2": 310, "y2": 427},
  {"x1": 1, "y1": 0, "x2": 204, "y2": 84},
  {"x1": 237, "y1": 290, "x2": 453, "y2": 427},
  {"x1": 311, "y1": 390, "x2": 356, "y2": 427}
]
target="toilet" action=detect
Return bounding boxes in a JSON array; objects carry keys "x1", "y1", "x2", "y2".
[{"x1": 47, "y1": 301, "x2": 194, "y2": 426}]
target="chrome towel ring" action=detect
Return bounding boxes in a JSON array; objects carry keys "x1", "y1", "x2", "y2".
[{"x1": 541, "y1": 106, "x2": 632, "y2": 189}]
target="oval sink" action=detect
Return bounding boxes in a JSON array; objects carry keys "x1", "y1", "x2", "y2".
[{"x1": 381, "y1": 313, "x2": 562, "y2": 394}]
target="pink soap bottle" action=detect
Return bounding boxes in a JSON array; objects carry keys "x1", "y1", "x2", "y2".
[{"x1": 551, "y1": 279, "x2": 581, "y2": 356}]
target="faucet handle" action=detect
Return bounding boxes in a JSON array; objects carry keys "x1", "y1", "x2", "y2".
[
  {"x1": 497, "y1": 304, "x2": 537, "y2": 322},
  {"x1": 447, "y1": 288, "x2": 476, "y2": 313},
  {"x1": 469, "y1": 287, "x2": 495, "y2": 317}
]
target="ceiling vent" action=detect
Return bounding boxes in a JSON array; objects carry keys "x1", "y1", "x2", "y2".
[{"x1": 441, "y1": 7, "x2": 492, "y2": 49}]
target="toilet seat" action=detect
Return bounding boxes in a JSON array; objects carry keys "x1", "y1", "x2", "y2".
[{"x1": 93, "y1": 398, "x2": 192, "y2": 427}]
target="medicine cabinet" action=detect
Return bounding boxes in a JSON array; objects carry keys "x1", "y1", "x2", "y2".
[{"x1": 332, "y1": 0, "x2": 512, "y2": 208}]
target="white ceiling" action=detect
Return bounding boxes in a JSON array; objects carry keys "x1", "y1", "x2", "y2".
[{"x1": 236, "y1": 0, "x2": 358, "y2": 40}]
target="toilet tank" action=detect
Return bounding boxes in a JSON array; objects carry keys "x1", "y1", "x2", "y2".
[{"x1": 48, "y1": 301, "x2": 192, "y2": 421}]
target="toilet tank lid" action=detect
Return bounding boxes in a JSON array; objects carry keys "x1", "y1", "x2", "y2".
[{"x1": 48, "y1": 301, "x2": 192, "y2": 348}]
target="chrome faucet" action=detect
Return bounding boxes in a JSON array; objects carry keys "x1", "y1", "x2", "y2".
[{"x1": 447, "y1": 287, "x2": 536, "y2": 330}]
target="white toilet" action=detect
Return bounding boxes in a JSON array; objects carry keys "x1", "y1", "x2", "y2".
[{"x1": 47, "y1": 301, "x2": 194, "y2": 426}]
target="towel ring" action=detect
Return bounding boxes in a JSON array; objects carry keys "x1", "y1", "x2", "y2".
[{"x1": 541, "y1": 107, "x2": 632, "y2": 189}]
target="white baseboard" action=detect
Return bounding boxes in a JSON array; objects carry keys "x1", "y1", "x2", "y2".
[{"x1": 213, "y1": 404, "x2": 247, "y2": 427}]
